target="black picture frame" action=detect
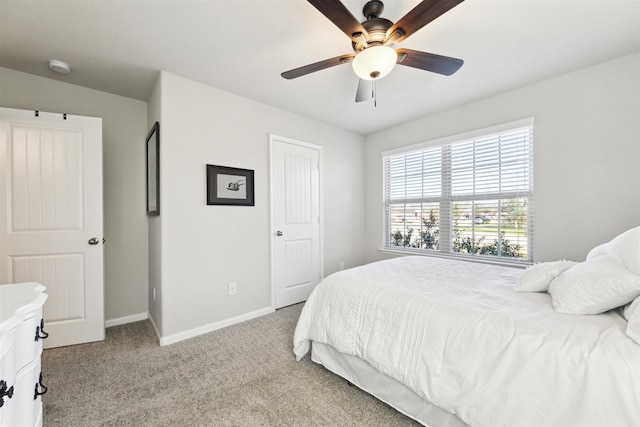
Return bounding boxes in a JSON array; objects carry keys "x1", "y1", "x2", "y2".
[
  {"x1": 207, "y1": 164, "x2": 255, "y2": 206},
  {"x1": 146, "y1": 121, "x2": 160, "y2": 216}
]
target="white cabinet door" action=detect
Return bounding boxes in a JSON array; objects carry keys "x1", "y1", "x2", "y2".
[
  {"x1": 0, "y1": 108, "x2": 104, "y2": 348},
  {"x1": 271, "y1": 135, "x2": 322, "y2": 309}
]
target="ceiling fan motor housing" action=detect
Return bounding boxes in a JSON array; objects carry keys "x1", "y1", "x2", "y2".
[{"x1": 353, "y1": 1, "x2": 393, "y2": 52}]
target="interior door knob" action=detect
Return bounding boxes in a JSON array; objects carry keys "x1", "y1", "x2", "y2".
[
  {"x1": 276, "y1": 231, "x2": 283, "y2": 236},
  {"x1": 88, "y1": 237, "x2": 100, "y2": 245}
]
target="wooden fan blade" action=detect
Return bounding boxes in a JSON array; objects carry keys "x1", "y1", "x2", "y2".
[
  {"x1": 308, "y1": 0, "x2": 369, "y2": 40},
  {"x1": 386, "y1": 0, "x2": 465, "y2": 44},
  {"x1": 281, "y1": 54, "x2": 354, "y2": 80},
  {"x1": 396, "y1": 48, "x2": 463, "y2": 76},
  {"x1": 355, "y1": 78, "x2": 370, "y2": 102}
]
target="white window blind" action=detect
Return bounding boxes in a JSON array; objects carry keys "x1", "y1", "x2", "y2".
[{"x1": 383, "y1": 120, "x2": 533, "y2": 265}]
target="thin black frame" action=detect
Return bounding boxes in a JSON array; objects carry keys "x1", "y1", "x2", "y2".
[
  {"x1": 146, "y1": 121, "x2": 160, "y2": 216},
  {"x1": 207, "y1": 164, "x2": 255, "y2": 206}
]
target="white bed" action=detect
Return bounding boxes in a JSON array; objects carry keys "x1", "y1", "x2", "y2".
[{"x1": 293, "y1": 250, "x2": 640, "y2": 427}]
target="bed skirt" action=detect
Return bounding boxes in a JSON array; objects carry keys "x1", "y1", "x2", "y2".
[{"x1": 311, "y1": 341, "x2": 468, "y2": 427}]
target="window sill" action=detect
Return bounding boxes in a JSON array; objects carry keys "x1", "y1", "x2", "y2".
[{"x1": 378, "y1": 247, "x2": 530, "y2": 269}]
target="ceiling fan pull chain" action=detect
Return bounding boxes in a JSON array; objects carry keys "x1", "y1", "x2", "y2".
[{"x1": 373, "y1": 79, "x2": 377, "y2": 107}]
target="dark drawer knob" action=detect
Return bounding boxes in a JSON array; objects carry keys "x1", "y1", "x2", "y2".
[
  {"x1": 0, "y1": 380, "x2": 14, "y2": 407},
  {"x1": 35, "y1": 318, "x2": 49, "y2": 341},
  {"x1": 34, "y1": 372, "x2": 48, "y2": 400}
]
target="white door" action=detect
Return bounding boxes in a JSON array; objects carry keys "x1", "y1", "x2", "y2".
[
  {"x1": 271, "y1": 135, "x2": 322, "y2": 309},
  {"x1": 0, "y1": 108, "x2": 104, "y2": 348}
]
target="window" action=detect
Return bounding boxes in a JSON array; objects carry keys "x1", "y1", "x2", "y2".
[{"x1": 382, "y1": 119, "x2": 533, "y2": 265}]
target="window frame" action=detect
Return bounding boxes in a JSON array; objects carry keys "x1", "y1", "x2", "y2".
[{"x1": 380, "y1": 118, "x2": 534, "y2": 266}]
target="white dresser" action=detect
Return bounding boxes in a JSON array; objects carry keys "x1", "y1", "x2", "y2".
[{"x1": 0, "y1": 283, "x2": 48, "y2": 427}]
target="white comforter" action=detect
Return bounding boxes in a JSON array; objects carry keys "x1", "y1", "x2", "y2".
[{"x1": 293, "y1": 256, "x2": 640, "y2": 427}]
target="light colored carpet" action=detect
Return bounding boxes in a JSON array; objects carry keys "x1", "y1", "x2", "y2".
[{"x1": 42, "y1": 303, "x2": 420, "y2": 426}]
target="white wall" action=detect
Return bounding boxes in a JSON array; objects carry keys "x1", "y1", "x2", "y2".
[
  {"x1": 364, "y1": 53, "x2": 640, "y2": 264},
  {"x1": 154, "y1": 72, "x2": 365, "y2": 341},
  {"x1": 0, "y1": 67, "x2": 149, "y2": 324}
]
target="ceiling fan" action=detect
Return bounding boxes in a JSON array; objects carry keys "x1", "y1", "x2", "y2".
[{"x1": 281, "y1": 0, "x2": 465, "y2": 104}]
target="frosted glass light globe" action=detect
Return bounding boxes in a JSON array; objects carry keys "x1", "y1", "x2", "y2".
[{"x1": 352, "y1": 45, "x2": 398, "y2": 80}]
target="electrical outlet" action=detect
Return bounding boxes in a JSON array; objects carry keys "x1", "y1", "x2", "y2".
[
  {"x1": 339, "y1": 262, "x2": 345, "y2": 271},
  {"x1": 153, "y1": 287, "x2": 156, "y2": 301},
  {"x1": 228, "y1": 282, "x2": 237, "y2": 296}
]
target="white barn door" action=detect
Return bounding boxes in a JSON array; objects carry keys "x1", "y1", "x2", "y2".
[
  {"x1": 0, "y1": 107, "x2": 104, "y2": 348},
  {"x1": 271, "y1": 135, "x2": 323, "y2": 309}
]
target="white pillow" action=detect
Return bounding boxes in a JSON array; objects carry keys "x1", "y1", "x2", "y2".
[
  {"x1": 586, "y1": 243, "x2": 607, "y2": 260},
  {"x1": 626, "y1": 296, "x2": 640, "y2": 344},
  {"x1": 548, "y1": 255, "x2": 640, "y2": 315},
  {"x1": 586, "y1": 226, "x2": 640, "y2": 275},
  {"x1": 514, "y1": 260, "x2": 578, "y2": 292}
]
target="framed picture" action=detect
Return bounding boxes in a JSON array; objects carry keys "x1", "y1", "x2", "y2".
[
  {"x1": 207, "y1": 164, "x2": 255, "y2": 206},
  {"x1": 146, "y1": 121, "x2": 160, "y2": 216}
]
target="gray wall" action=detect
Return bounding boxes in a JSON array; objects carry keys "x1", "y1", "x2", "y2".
[
  {"x1": 364, "y1": 53, "x2": 640, "y2": 264},
  {"x1": 147, "y1": 75, "x2": 162, "y2": 335},
  {"x1": 0, "y1": 67, "x2": 149, "y2": 324},
  {"x1": 150, "y1": 71, "x2": 366, "y2": 342}
]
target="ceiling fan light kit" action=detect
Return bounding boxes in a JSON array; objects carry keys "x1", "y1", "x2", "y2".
[
  {"x1": 282, "y1": 0, "x2": 465, "y2": 105},
  {"x1": 352, "y1": 45, "x2": 397, "y2": 80}
]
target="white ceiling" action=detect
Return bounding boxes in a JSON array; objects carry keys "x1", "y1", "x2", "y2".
[{"x1": 1, "y1": 0, "x2": 639, "y2": 135}]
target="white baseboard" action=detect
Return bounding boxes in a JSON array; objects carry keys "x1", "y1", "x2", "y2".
[
  {"x1": 159, "y1": 306, "x2": 275, "y2": 346},
  {"x1": 105, "y1": 312, "x2": 148, "y2": 328}
]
